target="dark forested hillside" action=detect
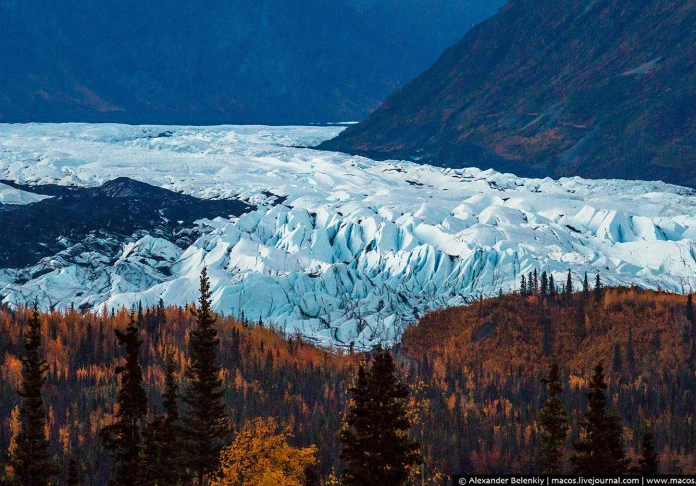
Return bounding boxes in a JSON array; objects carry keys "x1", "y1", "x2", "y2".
[
  {"x1": 0, "y1": 0, "x2": 504, "y2": 125},
  {"x1": 1, "y1": 286, "x2": 696, "y2": 483},
  {"x1": 320, "y1": 0, "x2": 696, "y2": 188}
]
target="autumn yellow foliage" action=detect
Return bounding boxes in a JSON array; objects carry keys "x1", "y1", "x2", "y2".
[{"x1": 211, "y1": 417, "x2": 317, "y2": 486}]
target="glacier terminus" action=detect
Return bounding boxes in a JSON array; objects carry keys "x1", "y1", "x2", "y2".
[{"x1": 2, "y1": 124, "x2": 696, "y2": 348}]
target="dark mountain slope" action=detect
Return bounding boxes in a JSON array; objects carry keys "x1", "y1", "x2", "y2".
[
  {"x1": 320, "y1": 0, "x2": 696, "y2": 187},
  {"x1": 0, "y1": 0, "x2": 504, "y2": 125}
]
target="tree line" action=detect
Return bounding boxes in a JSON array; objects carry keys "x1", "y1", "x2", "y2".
[
  {"x1": 1, "y1": 269, "x2": 422, "y2": 485},
  {"x1": 3, "y1": 270, "x2": 696, "y2": 483}
]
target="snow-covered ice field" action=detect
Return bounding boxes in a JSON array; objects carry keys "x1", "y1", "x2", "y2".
[{"x1": 2, "y1": 124, "x2": 696, "y2": 347}]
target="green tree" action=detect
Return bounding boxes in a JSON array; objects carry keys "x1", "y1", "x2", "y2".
[
  {"x1": 340, "y1": 348, "x2": 422, "y2": 486},
  {"x1": 538, "y1": 356, "x2": 569, "y2": 474},
  {"x1": 182, "y1": 268, "x2": 231, "y2": 485},
  {"x1": 565, "y1": 270, "x2": 573, "y2": 303},
  {"x1": 583, "y1": 272, "x2": 590, "y2": 300},
  {"x1": 141, "y1": 354, "x2": 187, "y2": 485},
  {"x1": 521, "y1": 275, "x2": 527, "y2": 297},
  {"x1": 540, "y1": 271, "x2": 549, "y2": 299},
  {"x1": 10, "y1": 301, "x2": 59, "y2": 486},
  {"x1": 571, "y1": 362, "x2": 629, "y2": 475},
  {"x1": 594, "y1": 274, "x2": 603, "y2": 303},
  {"x1": 100, "y1": 312, "x2": 148, "y2": 486},
  {"x1": 637, "y1": 428, "x2": 659, "y2": 475}
]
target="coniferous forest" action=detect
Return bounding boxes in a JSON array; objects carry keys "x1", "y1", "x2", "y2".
[{"x1": 2, "y1": 270, "x2": 696, "y2": 484}]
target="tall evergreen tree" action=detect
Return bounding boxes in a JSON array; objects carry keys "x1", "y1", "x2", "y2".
[
  {"x1": 594, "y1": 274, "x2": 603, "y2": 303},
  {"x1": 340, "y1": 348, "x2": 422, "y2": 486},
  {"x1": 539, "y1": 355, "x2": 569, "y2": 474},
  {"x1": 521, "y1": 275, "x2": 527, "y2": 297},
  {"x1": 141, "y1": 354, "x2": 187, "y2": 485},
  {"x1": 100, "y1": 312, "x2": 148, "y2": 486},
  {"x1": 182, "y1": 268, "x2": 231, "y2": 486},
  {"x1": 10, "y1": 301, "x2": 59, "y2": 486},
  {"x1": 637, "y1": 428, "x2": 659, "y2": 475},
  {"x1": 571, "y1": 362, "x2": 629, "y2": 475},
  {"x1": 549, "y1": 274, "x2": 556, "y2": 299},
  {"x1": 540, "y1": 271, "x2": 549, "y2": 299},
  {"x1": 565, "y1": 270, "x2": 573, "y2": 303},
  {"x1": 583, "y1": 272, "x2": 590, "y2": 299},
  {"x1": 533, "y1": 269, "x2": 539, "y2": 295}
]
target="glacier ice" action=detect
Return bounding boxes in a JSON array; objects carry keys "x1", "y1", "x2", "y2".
[{"x1": 2, "y1": 124, "x2": 696, "y2": 347}]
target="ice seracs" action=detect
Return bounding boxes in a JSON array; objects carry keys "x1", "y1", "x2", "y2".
[{"x1": 2, "y1": 124, "x2": 696, "y2": 347}]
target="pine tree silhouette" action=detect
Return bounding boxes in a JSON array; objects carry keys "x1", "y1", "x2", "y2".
[
  {"x1": 100, "y1": 312, "x2": 148, "y2": 486},
  {"x1": 594, "y1": 274, "x2": 603, "y2": 303},
  {"x1": 521, "y1": 275, "x2": 528, "y2": 297},
  {"x1": 571, "y1": 362, "x2": 629, "y2": 475},
  {"x1": 540, "y1": 271, "x2": 549, "y2": 299},
  {"x1": 141, "y1": 353, "x2": 187, "y2": 485},
  {"x1": 539, "y1": 355, "x2": 569, "y2": 474},
  {"x1": 10, "y1": 301, "x2": 60, "y2": 486},
  {"x1": 565, "y1": 270, "x2": 573, "y2": 303},
  {"x1": 182, "y1": 268, "x2": 231, "y2": 485},
  {"x1": 340, "y1": 348, "x2": 422, "y2": 486},
  {"x1": 583, "y1": 272, "x2": 590, "y2": 300}
]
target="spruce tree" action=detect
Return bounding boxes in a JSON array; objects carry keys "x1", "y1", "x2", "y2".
[
  {"x1": 594, "y1": 274, "x2": 603, "y2": 303},
  {"x1": 565, "y1": 270, "x2": 573, "y2": 303},
  {"x1": 521, "y1": 275, "x2": 527, "y2": 297},
  {"x1": 100, "y1": 312, "x2": 148, "y2": 486},
  {"x1": 571, "y1": 362, "x2": 629, "y2": 475},
  {"x1": 10, "y1": 301, "x2": 59, "y2": 486},
  {"x1": 583, "y1": 272, "x2": 590, "y2": 299},
  {"x1": 549, "y1": 274, "x2": 556, "y2": 299},
  {"x1": 637, "y1": 428, "x2": 659, "y2": 475},
  {"x1": 539, "y1": 356, "x2": 569, "y2": 474},
  {"x1": 533, "y1": 269, "x2": 539, "y2": 295},
  {"x1": 340, "y1": 348, "x2": 422, "y2": 486},
  {"x1": 141, "y1": 354, "x2": 187, "y2": 485},
  {"x1": 540, "y1": 271, "x2": 549, "y2": 299},
  {"x1": 182, "y1": 268, "x2": 231, "y2": 485}
]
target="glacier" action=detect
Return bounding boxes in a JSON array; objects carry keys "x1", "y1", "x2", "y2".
[{"x1": 2, "y1": 124, "x2": 696, "y2": 348}]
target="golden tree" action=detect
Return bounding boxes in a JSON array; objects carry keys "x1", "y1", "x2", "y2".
[{"x1": 212, "y1": 417, "x2": 317, "y2": 486}]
